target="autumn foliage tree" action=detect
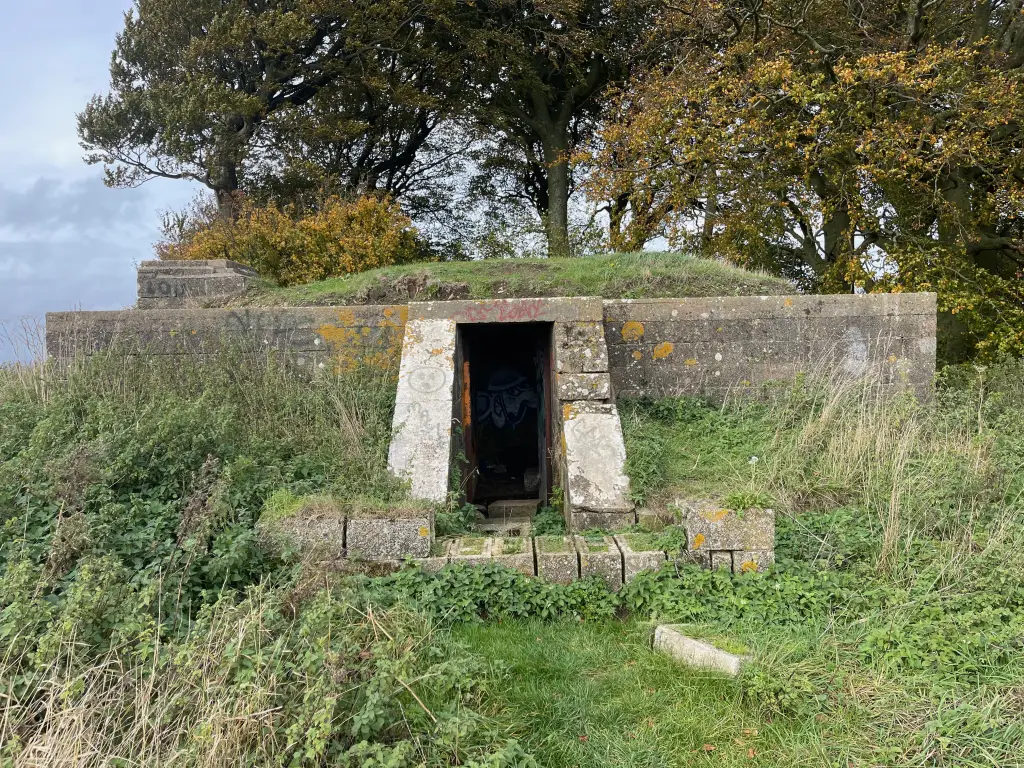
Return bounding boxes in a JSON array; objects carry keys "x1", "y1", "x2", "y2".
[{"x1": 589, "y1": 0, "x2": 1024, "y2": 359}]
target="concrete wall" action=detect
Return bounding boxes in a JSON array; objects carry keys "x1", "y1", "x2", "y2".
[
  {"x1": 46, "y1": 305, "x2": 408, "y2": 373},
  {"x1": 46, "y1": 292, "x2": 936, "y2": 398},
  {"x1": 604, "y1": 294, "x2": 936, "y2": 400},
  {"x1": 137, "y1": 260, "x2": 259, "y2": 309}
]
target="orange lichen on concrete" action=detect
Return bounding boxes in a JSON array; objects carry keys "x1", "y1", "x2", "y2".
[
  {"x1": 621, "y1": 321, "x2": 645, "y2": 341},
  {"x1": 652, "y1": 342, "x2": 674, "y2": 360},
  {"x1": 316, "y1": 307, "x2": 407, "y2": 374},
  {"x1": 632, "y1": 350, "x2": 643, "y2": 361},
  {"x1": 740, "y1": 559, "x2": 759, "y2": 573},
  {"x1": 684, "y1": 358, "x2": 698, "y2": 366},
  {"x1": 699, "y1": 508, "x2": 730, "y2": 523},
  {"x1": 693, "y1": 533, "x2": 706, "y2": 549}
]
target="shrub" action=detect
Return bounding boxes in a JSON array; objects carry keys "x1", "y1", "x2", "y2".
[{"x1": 161, "y1": 194, "x2": 423, "y2": 286}]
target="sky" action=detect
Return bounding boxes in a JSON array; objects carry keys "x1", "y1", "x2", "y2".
[{"x1": 0, "y1": 0, "x2": 197, "y2": 362}]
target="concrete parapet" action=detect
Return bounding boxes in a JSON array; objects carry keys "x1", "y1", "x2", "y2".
[{"x1": 137, "y1": 259, "x2": 259, "y2": 308}]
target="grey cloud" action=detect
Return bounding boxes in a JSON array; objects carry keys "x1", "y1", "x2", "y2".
[{"x1": 0, "y1": 177, "x2": 152, "y2": 239}]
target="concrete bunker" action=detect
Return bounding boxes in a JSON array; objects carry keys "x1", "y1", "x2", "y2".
[{"x1": 455, "y1": 322, "x2": 554, "y2": 509}]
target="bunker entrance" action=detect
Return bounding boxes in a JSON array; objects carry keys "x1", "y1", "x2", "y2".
[{"x1": 456, "y1": 323, "x2": 554, "y2": 509}]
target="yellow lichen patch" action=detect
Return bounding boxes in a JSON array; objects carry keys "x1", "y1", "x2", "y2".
[
  {"x1": 699, "y1": 508, "x2": 730, "y2": 523},
  {"x1": 335, "y1": 308, "x2": 357, "y2": 326},
  {"x1": 740, "y1": 559, "x2": 759, "y2": 573},
  {"x1": 684, "y1": 358, "x2": 698, "y2": 366},
  {"x1": 621, "y1": 321, "x2": 645, "y2": 341},
  {"x1": 429, "y1": 348, "x2": 445, "y2": 355},
  {"x1": 888, "y1": 354, "x2": 899, "y2": 363},
  {"x1": 632, "y1": 350, "x2": 643, "y2": 361},
  {"x1": 652, "y1": 342, "x2": 674, "y2": 360},
  {"x1": 563, "y1": 403, "x2": 577, "y2": 421},
  {"x1": 784, "y1": 298, "x2": 794, "y2": 307},
  {"x1": 418, "y1": 526, "x2": 429, "y2": 537},
  {"x1": 693, "y1": 533, "x2": 706, "y2": 549}
]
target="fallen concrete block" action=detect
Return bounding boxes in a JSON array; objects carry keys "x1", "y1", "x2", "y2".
[
  {"x1": 653, "y1": 625, "x2": 750, "y2": 677},
  {"x1": 534, "y1": 536, "x2": 578, "y2": 584},
  {"x1": 614, "y1": 534, "x2": 667, "y2": 582},
  {"x1": 574, "y1": 535, "x2": 623, "y2": 590},
  {"x1": 346, "y1": 506, "x2": 434, "y2": 560}
]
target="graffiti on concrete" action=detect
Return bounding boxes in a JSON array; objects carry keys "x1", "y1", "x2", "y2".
[{"x1": 476, "y1": 366, "x2": 538, "y2": 429}]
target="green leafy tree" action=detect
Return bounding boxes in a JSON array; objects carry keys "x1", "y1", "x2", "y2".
[
  {"x1": 589, "y1": 0, "x2": 1024, "y2": 359},
  {"x1": 446, "y1": 0, "x2": 665, "y2": 257},
  {"x1": 78, "y1": 0, "x2": 465, "y2": 213}
]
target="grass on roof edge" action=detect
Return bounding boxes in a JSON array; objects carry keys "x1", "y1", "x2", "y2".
[{"x1": 237, "y1": 251, "x2": 795, "y2": 307}]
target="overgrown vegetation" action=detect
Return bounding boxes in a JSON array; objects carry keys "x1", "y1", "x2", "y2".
[
  {"x1": 2, "y1": 351, "x2": 1024, "y2": 765},
  {"x1": 160, "y1": 194, "x2": 423, "y2": 286},
  {"x1": 241, "y1": 251, "x2": 791, "y2": 307}
]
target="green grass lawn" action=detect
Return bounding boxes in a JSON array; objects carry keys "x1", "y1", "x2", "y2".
[
  {"x1": 456, "y1": 619, "x2": 845, "y2": 767},
  {"x1": 241, "y1": 251, "x2": 792, "y2": 306}
]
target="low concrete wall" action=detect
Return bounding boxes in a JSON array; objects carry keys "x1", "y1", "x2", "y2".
[
  {"x1": 46, "y1": 292, "x2": 936, "y2": 398},
  {"x1": 46, "y1": 305, "x2": 408, "y2": 373},
  {"x1": 604, "y1": 294, "x2": 936, "y2": 400}
]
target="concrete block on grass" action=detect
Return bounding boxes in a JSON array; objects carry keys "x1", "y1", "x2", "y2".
[
  {"x1": 653, "y1": 625, "x2": 750, "y2": 677},
  {"x1": 574, "y1": 535, "x2": 623, "y2": 590},
  {"x1": 256, "y1": 496, "x2": 346, "y2": 559},
  {"x1": 614, "y1": 534, "x2": 667, "y2": 582},
  {"x1": 535, "y1": 536, "x2": 578, "y2": 584},
  {"x1": 345, "y1": 507, "x2": 434, "y2": 560}
]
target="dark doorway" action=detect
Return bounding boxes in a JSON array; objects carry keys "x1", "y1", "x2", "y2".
[{"x1": 456, "y1": 323, "x2": 553, "y2": 506}]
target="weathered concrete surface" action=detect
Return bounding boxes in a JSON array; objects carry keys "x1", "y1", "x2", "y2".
[
  {"x1": 535, "y1": 536, "x2": 578, "y2": 584},
  {"x1": 562, "y1": 402, "x2": 634, "y2": 530},
  {"x1": 575, "y1": 535, "x2": 623, "y2": 590},
  {"x1": 488, "y1": 538, "x2": 535, "y2": 575},
  {"x1": 488, "y1": 499, "x2": 539, "y2": 518},
  {"x1": 614, "y1": 534, "x2": 668, "y2": 583},
  {"x1": 653, "y1": 625, "x2": 749, "y2": 677},
  {"x1": 137, "y1": 259, "x2": 259, "y2": 309},
  {"x1": 411, "y1": 297, "x2": 603, "y2": 323},
  {"x1": 449, "y1": 536, "x2": 492, "y2": 567},
  {"x1": 683, "y1": 503, "x2": 775, "y2": 553},
  {"x1": 388, "y1": 319, "x2": 457, "y2": 502},
  {"x1": 554, "y1": 321, "x2": 609, "y2": 373},
  {"x1": 346, "y1": 508, "x2": 434, "y2": 560},
  {"x1": 605, "y1": 294, "x2": 937, "y2": 401},
  {"x1": 557, "y1": 372, "x2": 612, "y2": 401},
  {"x1": 416, "y1": 539, "x2": 453, "y2": 573},
  {"x1": 710, "y1": 551, "x2": 733, "y2": 571},
  {"x1": 46, "y1": 304, "x2": 408, "y2": 373},
  {"x1": 732, "y1": 550, "x2": 775, "y2": 573},
  {"x1": 257, "y1": 497, "x2": 346, "y2": 559}
]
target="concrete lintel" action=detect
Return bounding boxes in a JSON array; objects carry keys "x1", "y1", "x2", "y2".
[{"x1": 410, "y1": 297, "x2": 604, "y2": 324}]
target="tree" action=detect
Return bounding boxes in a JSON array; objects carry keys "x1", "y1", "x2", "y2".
[
  {"x1": 78, "y1": 0, "x2": 464, "y2": 214},
  {"x1": 444, "y1": 0, "x2": 665, "y2": 257},
  {"x1": 588, "y1": 0, "x2": 1024, "y2": 359}
]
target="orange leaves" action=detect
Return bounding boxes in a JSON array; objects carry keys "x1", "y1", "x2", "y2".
[{"x1": 165, "y1": 195, "x2": 419, "y2": 286}]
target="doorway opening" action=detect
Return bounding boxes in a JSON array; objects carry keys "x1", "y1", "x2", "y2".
[{"x1": 456, "y1": 323, "x2": 554, "y2": 510}]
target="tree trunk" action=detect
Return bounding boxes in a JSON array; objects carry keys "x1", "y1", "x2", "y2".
[{"x1": 543, "y1": 138, "x2": 571, "y2": 259}]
